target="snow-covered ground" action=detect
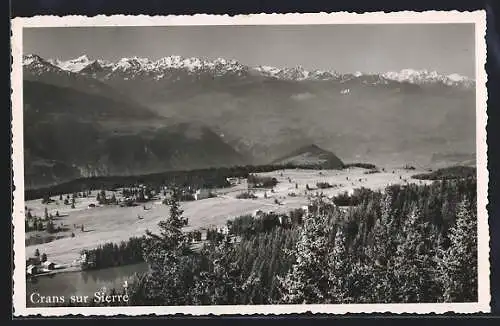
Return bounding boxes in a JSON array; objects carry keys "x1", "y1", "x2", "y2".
[{"x1": 24, "y1": 167, "x2": 433, "y2": 267}]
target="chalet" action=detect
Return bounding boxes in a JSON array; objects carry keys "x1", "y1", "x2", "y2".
[
  {"x1": 79, "y1": 253, "x2": 96, "y2": 270},
  {"x1": 252, "y1": 210, "x2": 265, "y2": 218},
  {"x1": 218, "y1": 225, "x2": 230, "y2": 235},
  {"x1": 79, "y1": 253, "x2": 87, "y2": 263},
  {"x1": 248, "y1": 181, "x2": 264, "y2": 189},
  {"x1": 41, "y1": 261, "x2": 55, "y2": 271},
  {"x1": 120, "y1": 198, "x2": 136, "y2": 207},
  {"x1": 194, "y1": 188, "x2": 211, "y2": 201},
  {"x1": 26, "y1": 265, "x2": 38, "y2": 276},
  {"x1": 226, "y1": 177, "x2": 239, "y2": 186}
]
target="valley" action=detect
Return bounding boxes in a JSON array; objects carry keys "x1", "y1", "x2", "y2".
[
  {"x1": 25, "y1": 166, "x2": 433, "y2": 268},
  {"x1": 22, "y1": 53, "x2": 476, "y2": 188}
]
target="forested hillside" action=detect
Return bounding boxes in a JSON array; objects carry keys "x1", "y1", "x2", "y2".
[{"x1": 94, "y1": 177, "x2": 478, "y2": 305}]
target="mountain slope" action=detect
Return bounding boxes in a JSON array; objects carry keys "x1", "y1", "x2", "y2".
[
  {"x1": 23, "y1": 81, "x2": 245, "y2": 188},
  {"x1": 23, "y1": 80, "x2": 157, "y2": 120},
  {"x1": 272, "y1": 144, "x2": 344, "y2": 169}
]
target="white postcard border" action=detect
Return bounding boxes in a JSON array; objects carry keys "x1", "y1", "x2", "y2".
[{"x1": 11, "y1": 11, "x2": 489, "y2": 316}]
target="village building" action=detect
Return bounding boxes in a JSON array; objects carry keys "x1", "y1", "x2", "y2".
[
  {"x1": 41, "y1": 261, "x2": 56, "y2": 271},
  {"x1": 194, "y1": 188, "x2": 211, "y2": 201},
  {"x1": 252, "y1": 209, "x2": 265, "y2": 218},
  {"x1": 26, "y1": 264, "x2": 38, "y2": 276},
  {"x1": 217, "y1": 225, "x2": 230, "y2": 235},
  {"x1": 226, "y1": 177, "x2": 239, "y2": 186}
]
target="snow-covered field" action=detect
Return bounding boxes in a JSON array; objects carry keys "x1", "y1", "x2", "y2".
[{"x1": 24, "y1": 167, "x2": 432, "y2": 266}]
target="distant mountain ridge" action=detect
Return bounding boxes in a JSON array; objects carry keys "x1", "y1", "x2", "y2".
[{"x1": 24, "y1": 54, "x2": 475, "y2": 88}]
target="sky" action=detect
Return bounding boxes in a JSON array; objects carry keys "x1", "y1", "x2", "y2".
[{"x1": 23, "y1": 24, "x2": 475, "y2": 77}]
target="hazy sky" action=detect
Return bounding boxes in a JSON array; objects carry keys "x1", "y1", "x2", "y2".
[{"x1": 23, "y1": 24, "x2": 475, "y2": 77}]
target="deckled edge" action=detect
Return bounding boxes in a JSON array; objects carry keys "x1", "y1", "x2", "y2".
[{"x1": 11, "y1": 11, "x2": 489, "y2": 27}]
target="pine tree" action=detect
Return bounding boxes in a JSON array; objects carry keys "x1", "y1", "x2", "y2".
[
  {"x1": 41, "y1": 253, "x2": 47, "y2": 262},
  {"x1": 139, "y1": 188, "x2": 194, "y2": 305},
  {"x1": 34, "y1": 248, "x2": 40, "y2": 258},
  {"x1": 438, "y1": 198, "x2": 477, "y2": 302},
  {"x1": 392, "y1": 207, "x2": 438, "y2": 302},
  {"x1": 327, "y1": 227, "x2": 351, "y2": 303},
  {"x1": 193, "y1": 238, "x2": 259, "y2": 305},
  {"x1": 279, "y1": 206, "x2": 332, "y2": 304},
  {"x1": 99, "y1": 190, "x2": 107, "y2": 204},
  {"x1": 44, "y1": 207, "x2": 49, "y2": 220},
  {"x1": 46, "y1": 220, "x2": 55, "y2": 233},
  {"x1": 365, "y1": 190, "x2": 398, "y2": 303}
]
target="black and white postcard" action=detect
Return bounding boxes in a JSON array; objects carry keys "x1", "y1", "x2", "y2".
[{"x1": 11, "y1": 11, "x2": 489, "y2": 316}]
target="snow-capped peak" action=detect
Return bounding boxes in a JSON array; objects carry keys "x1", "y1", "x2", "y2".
[
  {"x1": 47, "y1": 54, "x2": 94, "y2": 73},
  {"x1": 72, "y1": 54, "x2": 90, "y2": 62},
  {"x1": 382, "y1": 69, "x2": 474, "y2": 87},
  {"x1": 22, "y1": 53, "x2": 66, "y2": 75},
  {"x1": 447, "y1": 73, "x2": 468, "y2": 82},
  {"x1": 154, "y1": 56, "x2": 204, "y2": 71},
  {"x1": 114, "y1": 56, "x2": 151, "y2": 71},
  {"x1": 254, "y1": 65, "x2": 338, "y2": 81},
  {"x1": 23, "y1": 54, "x2": 42, "y2": 65}
]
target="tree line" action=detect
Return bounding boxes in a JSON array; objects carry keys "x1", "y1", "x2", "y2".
[
  {"x1": 412, "y1": 166, "x2": 476, "y2": 180},
  {"x1": 25, "y1": 162, "x2": 351, "y2": 201},
  {"x1": 81, "y1": 237, "x2": 145, "y2": 270}
]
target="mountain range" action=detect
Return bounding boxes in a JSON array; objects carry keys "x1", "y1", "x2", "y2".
[
  {"x1": 27, "y1": 54, "x2": 474, "y2": 87},
  {"x1": 23, "y1": 54, "x2": 476, "y2": 188}
]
